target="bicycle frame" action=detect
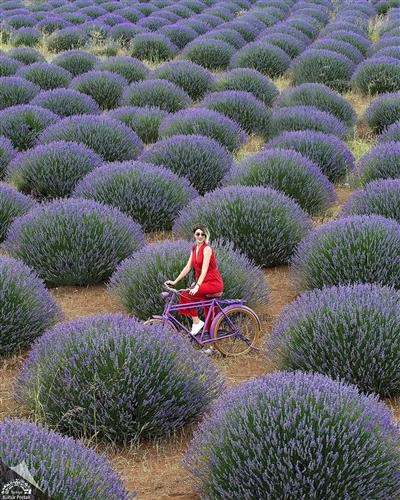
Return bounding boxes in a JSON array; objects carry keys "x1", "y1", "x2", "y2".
[{"x1": 155, "y1": 288, "x2": 246, "y2": 346}]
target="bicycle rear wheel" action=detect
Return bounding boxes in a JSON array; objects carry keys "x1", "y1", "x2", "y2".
[
  {"x1": 143, "y1": 318, "x2": 176, "y2": 334},
  {"x1": 211, "y1": 306, "x2": 260, "y2": 356}
]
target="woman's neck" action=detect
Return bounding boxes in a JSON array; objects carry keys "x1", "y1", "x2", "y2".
[{"x1": 196, "y1": 241, "x2": 205, "y2": 248}]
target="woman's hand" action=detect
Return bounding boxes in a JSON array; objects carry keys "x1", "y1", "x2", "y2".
[
  {"x1": 165, "y1": 279, "x2": 177, "y2": 286},
  {"x1": 189, "y1": 284, "x2": 200, "y2": 295}
]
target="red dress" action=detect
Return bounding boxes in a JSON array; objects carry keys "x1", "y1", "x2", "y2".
[{"x1": 179, "y1": 242, "x2": 224, "y2": 329}]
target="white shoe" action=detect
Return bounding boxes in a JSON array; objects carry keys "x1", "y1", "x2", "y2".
[
  {"x1": 203, "y1": 346, "x2": 215, "y2": 355},
  {"x1": 191, "y1": 320, "x2": 204, "y2": 335}
]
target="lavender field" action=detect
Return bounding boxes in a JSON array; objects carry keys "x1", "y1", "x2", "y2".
[{"x1": 0, "y1": 0, "x2": 400, "y2": 497}]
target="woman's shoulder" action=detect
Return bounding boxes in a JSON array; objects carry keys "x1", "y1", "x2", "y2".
[{"x1": 203, "y1": 244, "x2": 212, "y2": 253}]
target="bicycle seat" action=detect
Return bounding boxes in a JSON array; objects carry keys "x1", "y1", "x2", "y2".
[{"x1": 204, "y1": 292, "x2": 223, "y2": 298}]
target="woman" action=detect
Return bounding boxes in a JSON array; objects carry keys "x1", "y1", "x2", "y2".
[{"x1": 165, "y1": 224, "x2": 224, "y2": 335}]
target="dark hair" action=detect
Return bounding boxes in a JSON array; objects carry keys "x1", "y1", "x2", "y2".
[{"x1": 192, "y1": 223, "x2": 210, "y2": 243}]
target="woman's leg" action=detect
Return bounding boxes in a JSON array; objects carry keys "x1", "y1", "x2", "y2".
[{"x1": 196, "y1": 283, "x2": 223, "y2": 330}]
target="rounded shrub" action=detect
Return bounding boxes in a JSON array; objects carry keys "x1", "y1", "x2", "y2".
[
  {"x1": 109, "y1": 22, "x2": 147, "y2": 46},
  {"x1": 174, "y1": 185, "x2": 312, "y2": 266},
  {"x1": 267, "y1": 23, "x2": 312, "y2": 45},
  {"x1": 10, "y1": 27, "x2": 41, "y2": 47},
  {"x1": 269, "y1": 284, "x2": 400, "y2": 396},
  {"x1": 16, "y1": 314, "x2": 223, "y2": 441},
  {"x1": 182, "y1": 18, "x2": 210, "y2": 35},
  {"x1": 16, "y1": 62, "x2": 72, "y2": 90},
  {"x1": 160, "y1": 24, "x2": 198, "y2": 51},
  {"x1": 292, "y1": 215, "x2": 400, "y2": 289},
  {"x1": 378, "y1": 119, "x2": 400, "y2": 143},
  {"x1": 0, "y1": 76, "x2": 40, "y2": 110},
  {"x1": 213, "y1": 68, "x2": 279, "y2": 106},
  {"x1": 130, "y1": 33, "x2": 178, "y2": 63},
  {"x1": 8, "y1": 141, "x2": 103, "y2": 199},
  {"x1": 372, "y1": 36, "x2": 400, "y2": 54},
  {"x1": 185, "y1": 371, "x2": 400, "y2": 498},
  {"x1": 200, "y1": 90, "x2": 271, "y2": 137},
  {"x1": 95, "y1": 55, "x2": 148, "y2": 83},
  {"x1": 0, "y1": 135, "x2": 16, "y2": 178},
  {"x1": 46, "y1": 26, "x2": 88, "y2": 53},
  {"x1": 352, "y1": 57, "x2": 400, "y2": 95},
  {"x1": 204, "y1": 28, "x2": 246, "y2": 50},
  {"x1": 150, "y1": 60, "x2": 213, "y2": 101},
  {"x1": 268, "y1": 130, "x2": 355, "y2": 182},
  {"x1": 73, "y1": 161, "x2": 197, "y2": 231},
  {"x1": 276, "y1": 83, "x2": 356, "y2": 128},
  {"x1": 37, "y1": 16, "x2": 72, "y2": 35},
  {"x1": 226, "y1": 148, "x2": 336, "y2": 215},
  {"x1": 292, "y1": 49, "x2": 355, "y2": 92},
  {"x1": 69, "y1": 70, "x2": 127, "y2": 110},
  {"x1": 39, "y1": 115, "x2": 143, "y2": 162},
  {"x1": 221, "y1": 20, "x2": 258, "y2": 41},
  {"x1": 327, "y1": 30, "x2": 370, "y2": 56},
  {"x1": 106, "y1": 105, "x2": 168, "y2": 145},
  {"x1": 121, "y1": 79, "x2": 192, "y2": 113},
  {"x1": 0, "y1": 56, "x2": 23, "y2": 77},
  {"x1": 342, "y1": 179, "x2": 400, "y2": 222},
  {"x1": 0, "y1": 104, "x2": 58, "y2": 151},
  {"x1": 258, "y1": 32, "x2": 306, "y2": 59},
  {"x1": 0, "y1": 255, "x2": 60, "y2": 356},
  {"x1": 375, "y1": 46, "x2": 400, "y2": 60},
  {"x1": 287, "y1": 17, "x2": 319, "y2": 39},
  {"x1": 4, "y1": 198, "x2": 144, "y2": 286},
  {"x1": 0, "y1": 418, "x2": 131, "y2": 498},
  {"x1": 7, "y1": 47, "x2": 46, "y2": 65},
  {"x1": 159, "y1": 108, "x2": 247, "y2": 152},
  {"x1": 364, "y1": 92, "x2": 400, "y2": 134},
  {"x1": 0, "y1": 183, "x2": 36, "y2": 242},
  {"x1": 140, "y1": 134, "x2": 232, "y2": 194},
  {"x1": 311, "y1": 38, "x2": 364, "y2": 64},
  {"x1": 270, "y1": 105, "x2": 347, "y2": 138},
  {"x1": 230, "y1": 42, "x2": 291, "y2": 78},
  {"x1": 51, "y1": 49, "x2": 99, "y2": 76},
  {"x1": 356, "y1": 142, "x2": 400, "y2": 184},
  {"x1": 109, "y1": 239, "x2": 269, "y2": 319},
  {"x1": 181, "y1": 38, "x2": 235, "y2": 70},
  {"x1": 31, "y1": 87, "x2": 100, "y2": 117}
]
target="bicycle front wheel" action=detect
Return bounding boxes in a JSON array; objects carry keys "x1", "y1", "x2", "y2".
[
  {"x1": 211, "y1": 306, "x2": 260, "y2": 357},
  {"x1": 144, "y1": 318, "x2": 176, "y2": 334}
]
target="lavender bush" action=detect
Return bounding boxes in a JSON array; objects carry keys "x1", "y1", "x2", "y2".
[
  {"x1": 52, "y1": 49, "x2": 99, "y2": 76},
  {"x1": 7, "y1": 47, "x2": 45, "y2": 65},
  {"x1": 186, "y1": 371, "x2": 400, "y2": 498},
  {"x1": 258, "y1": 32, "x2": 306, "y2": 58},
  {"x1": 292, "y1": 215, "x2": 400, "y2": 289},
  {"x1": 270, "y1": 105, "x2": 347, "y2": 138},
  {"x1": 0, "y1": 135, "x2": 15, "y2": 178},
  {"x1": 121, "y1": 79, "x2": 192, "y2": 113},
  {"x1": 0, "y1": 56, "x2": 23, "y2": 77},
  {"x1": 342, "y1": 179, "x2": 400, "y2": 222},
  {"x1": 10, "y1": 27, "x2": 41, "y2": 47},
  {"x1": 8, "y1": 141, "x2": 103, "y2": 199},
  {"x1": 130, "y1": 33, "x2": 178, "y2": 63},
  {"x1": 351, "y1": 57, "x2": 400, "y2": 95},
  {"x1": 269, "y1": 284, "x2": 400, "y2": 396},
  {"x1": 140, "y1": 134, "x2": 232, "y2": 194},
  {"x1": 4, "y1": 198, "x2": 144, "y2": 286},
  {"x1": 0, "y1": 76, "x2": 40, "y2": 110},
  {"x1": 355, "y1": 142, "x2": 400, "y2": 184},
  {"x1": 159, "y1": 24, "x2": 198, "y2": 50},
  {"x1": 39, "y1": 115, "x2": 143, "y2": 161},
  {"x1": 16, "y1": 62, "x2": 72, "y2": 90},
  {"x1": 150, "y1": 60, "x2": 213, "y2": 101},
  {"x1": 95, "y1": 56, "x2": 148, "y2": 83},
  {"x1": 0, "y1": 104, "x2": 58, "y2": 151},
  {"x1": 181, "y1": 38, "x2": 235, "y2": 70},
  {"x1": 212, "y1": 68, "x2": 279, "y2": 106},
  {"x1": 31, "y1": 88, "x2": 100, "y2": 117},
  {"x1": 0, "y1": 256, "x2": 60, "y2": 356},
  {"x1": 276, "y1": 83, "x2": 356, "y2": 128},
  {"x1": 46, "y1": 26, "x2": 88, "y2": 52},
  {"x1": 226, "y1": 148, "x2": 336, "y2": 215},
  {"x1": 0, "y1": 418, "x2": 131, "y2": 499},
  {"x1": 0, "y1": 183, "x2": 35, "y2": 241},
  {"x1": 312, "y1": 38, "x2": 364, "y2": 64},
  {"x1": 230, "y1": 42, "x2": 291, "y2": 78},
  {"x1": 378, "y1": 120, "x2": 400, "y2": 143},
  {"x1": 268, "y1": 130, "x2": 354, "y2": 182},
  {"x1": 73, "y1": 161, "x2": 196, "y2": 231},
  {"x1": 159, "y1": 108, "x2": 247, "y2": 152},
  {"x1": 16, "y1": 314, "x2": 223, "y2": 441},
  {"x1": 364, "y1": 92, "x2": 400, "y2": 133},
  {"x1": 200, "y1": 90, "x2": 271, "y2": 137},
  {"x1": 109, "y1": 239, "x2": 269, "y2": 319},
  {"x1": 174, "y1": 185, "x2": 312, "y2": 266}
]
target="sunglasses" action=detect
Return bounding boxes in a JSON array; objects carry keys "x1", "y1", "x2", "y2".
[{"x1": 195, "y1": 231, "x2": 205, "y2": 237}]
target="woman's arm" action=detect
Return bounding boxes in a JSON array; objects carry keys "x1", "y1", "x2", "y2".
[{"x1": 168, "y1": 254, "x2": 192, "y2": 285}]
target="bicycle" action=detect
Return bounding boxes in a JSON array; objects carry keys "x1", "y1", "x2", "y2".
[{"x1": 144, "y1": 283, "x2": 261, "y2": 356}]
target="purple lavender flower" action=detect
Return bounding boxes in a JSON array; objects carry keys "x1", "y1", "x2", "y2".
[
  {"x1": 95, "y1": 55, "x2": 148, "y2": 83},
  {"x1": 16, "y1": 313, "x2": 223, "y2": 441},
  {"x1": 0, "y1": 135, "x2": 16, "y2": 178},
  {"x1": 311, "y1": 37, "x2": 364, "y2": 64},
  {"x1": 0, "y1": 418, "x2": 132, "y2": 498},
  {"x1": 4, "y1": 198, "x2": 144, "y2": 286},
  {"x1": 185, "y1": 370, "x2": 400, "y2": 498},
  {"x1": 181, "y1": 38, "x2": 235, "y2": 70},
  {"x1": 0, "y1": 56, "x2": 24, "y2": 77},
  {"x1": 230, "y1": 41, "x2": 291, "y2": 78},
  {"x1": 0, "y1": 255, "x2": 60, "y2": 356},
  {"x1": 52, "y1": 49, "x2": 99, "y2": 76},
  {"x1": 292, "y1": 215, "x2": 400, "y2": 289},
  {"x1": 0, "y1": 76, "x2": 40, "y2": 110},
  {"x1": 31, "y1": 87, "x2": 100, "y2": 116},
  {"x1": 356, "y1": 141, "x2": 400, "y2": 184},
  {"x1": 38, "y1": 114, "x2": 143, "y2": 161},
  {"x1": 351, "y1": 56, "x2": 400, "y2": 95},
  {"x1": 16, "y1": 62, "x2": 72, "y2": 90}
]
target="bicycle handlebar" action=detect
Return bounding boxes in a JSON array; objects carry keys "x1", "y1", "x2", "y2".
[{"x1": 163, "y1": 282, "x2": 188, "y2": 293}]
